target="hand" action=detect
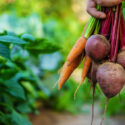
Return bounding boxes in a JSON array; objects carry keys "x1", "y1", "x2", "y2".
[{"x1": 87, "y1": 0, "x2": 123, "y2": 19}]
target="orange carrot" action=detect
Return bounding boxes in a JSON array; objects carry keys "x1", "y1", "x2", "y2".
[
  {"x1": 81, "y1": 55, "x2": 91, "y2": 82},
  {"x1": 67, "y1": 36, "x2": 87, "y2": 64},
  {"x1": 58, "y1": 23, "x2": 88, "y2": 90},
  {"x1": 58, "y1": 53, "x2": 84, "y2": 90},
  {"x1": 67, "y1": 23, "x2": 88, "y2": 64},
  {"x1": 67, "y1": 16, "x2": 98, "y2": 64},
  {"x1": 74, "y1": 55, "x2": 91, "y2": 98}
]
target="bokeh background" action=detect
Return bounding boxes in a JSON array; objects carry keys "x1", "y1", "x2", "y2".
[{"x1": 0, "y1": 0, "x2": 125, "y2": 125}]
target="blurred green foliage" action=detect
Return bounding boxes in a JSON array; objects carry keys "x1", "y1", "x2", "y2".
[
  {"x1": 0, "y1": 31, "x2": 61, "y2": 125},
  {"x1": 0, "y1": 0, "x2": 86, "y2": 58},
  {"x1": 0, "y1": 1, "x2": 88, "y2": 124}
]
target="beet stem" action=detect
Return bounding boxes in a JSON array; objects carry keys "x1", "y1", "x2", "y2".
[
  {"x1": 120, "y1": 10, "x2": 125, "y2": 49},
  {"x1": 110, "y1": 6, "x2": 119, "y2": 60},
  {"x1": 111, "y1": 6, "x2": 121, "y2": 62},
  {"x1": 100, "y1": 98, "x2": 109, "y2": 125},
  {"x1": 100, "y1": 8, "x2": 112, "y2": 37},
  {"x1": 91, "y1": 87, "x2": 95, "y2": 125}
]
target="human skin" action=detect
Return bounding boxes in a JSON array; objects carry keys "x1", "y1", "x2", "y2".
[{"x1": 87, "y1": 0, "x2": 123, "y2": 19}]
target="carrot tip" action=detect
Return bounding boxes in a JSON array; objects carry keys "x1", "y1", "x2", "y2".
[
  {"x1": 74, "y1": 81, "x2": 83, "y2": 99},
  {"x1": 58, "y1": 85, "x2": 62, "y2": 90},
  {"x1": 58, "y1": 87, "x2": 61, "y2": 90}
]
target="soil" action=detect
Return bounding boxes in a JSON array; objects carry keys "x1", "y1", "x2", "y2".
[{"x1": 29, "y1": 105, "x2": 125, "y2": 125}]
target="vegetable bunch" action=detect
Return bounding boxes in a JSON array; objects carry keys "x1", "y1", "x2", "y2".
[{"x1": 58, "y1": 2, "x2": 125, "y2": 125}]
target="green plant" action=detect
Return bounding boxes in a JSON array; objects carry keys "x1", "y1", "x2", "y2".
[{"x1": 0, "y1": 31, "x2": 60, "y2": 125}]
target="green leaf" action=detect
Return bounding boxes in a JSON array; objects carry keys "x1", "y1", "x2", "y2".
[
  {"x1": 5, "y1": 79, "x2": 26, "y2": 100},
  {"x1": 10, "y1": 110, "x2": 32, "y2": 125},
  {"x1": 2, "y1": 94, "x2": 14, "y2": 107},
  {"x1": 16, "y1": 103, "x2": 32, "y2": 113},
  {"x1": 0, "y1": 43, "x2": 10, "y2": 59},
  {"x1": 25, "y1": 38, "x2": 60, "y2": 56},
  {"x1": 0, "y1": 35, "x2": 27, "y2": 44},
  {"x1": 0, "y1": 112, "x2": 9, "y2": 125},
  {"x1": 21, "y1": 34, "x2": 35, "y2": 42},
  {"x1": 21, "y1": 81, "x2": 37, "y2": 97},
  {"x1": 123, "y1": 8, "x2": 125, "y2": 20}
]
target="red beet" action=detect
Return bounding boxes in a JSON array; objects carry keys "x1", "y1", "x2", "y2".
[
  {"x1": 97, "y1": 62, "x2": 125, "y2": 98},
  {"x1": 117, "y1": 50, "x2": 125, "y2": 68},
  {"x1": 85, "y1": 35, "x2": 110, "y2": 62}
]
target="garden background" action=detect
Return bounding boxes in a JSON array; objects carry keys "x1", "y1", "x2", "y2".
[{"x1": 0, "y1": 0, "x2": 125, "y2": 125}]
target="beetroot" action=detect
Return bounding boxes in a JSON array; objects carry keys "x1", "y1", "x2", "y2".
[
  {"x1": 85, "y1": 34, "x2": 110, "y2": 62},
  {"x1": 97, "y1": 62, "x2": 125, "y2": 98},
  {"x1": 117, "y1": 51, "x2": 125, "y2": 68}
]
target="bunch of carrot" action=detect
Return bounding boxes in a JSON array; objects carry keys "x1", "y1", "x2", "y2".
[
  {"x1": 58, "y1": 2, "x2": 125, "y2": 125},
  {"x1": 58, "y1": 6, "x2": 101, "y2": 90}
]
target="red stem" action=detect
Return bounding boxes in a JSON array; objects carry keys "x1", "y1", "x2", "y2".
[
  {"x1": 109, "y1": 6, "x2": 120, "y2": 61},
  {"x1": 120, "y1": 13, "x2": 125, "y2": 50},
  {"x1": 112, "y1": 15, "x2": 120, "y2": 62},
  {"x1": 111, "y1": 6, "x2": 121, "y2": 62},
  {"x1": 100, "y1": 8, "x2": 112, "y2": 37}
]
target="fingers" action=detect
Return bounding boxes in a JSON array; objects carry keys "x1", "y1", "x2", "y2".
[
  {"x1": 87, "y1": 8, "x2": 106, "y2": 19},
  {"x1": 87, "y1": 0, "x2": 106, "y2": 19},
  {"x1": 95, "y1": 0, "x2": 122, "y2": 7},
  {"x1": 87, "y1": 0, "x2": 122, "y2": 19}
]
